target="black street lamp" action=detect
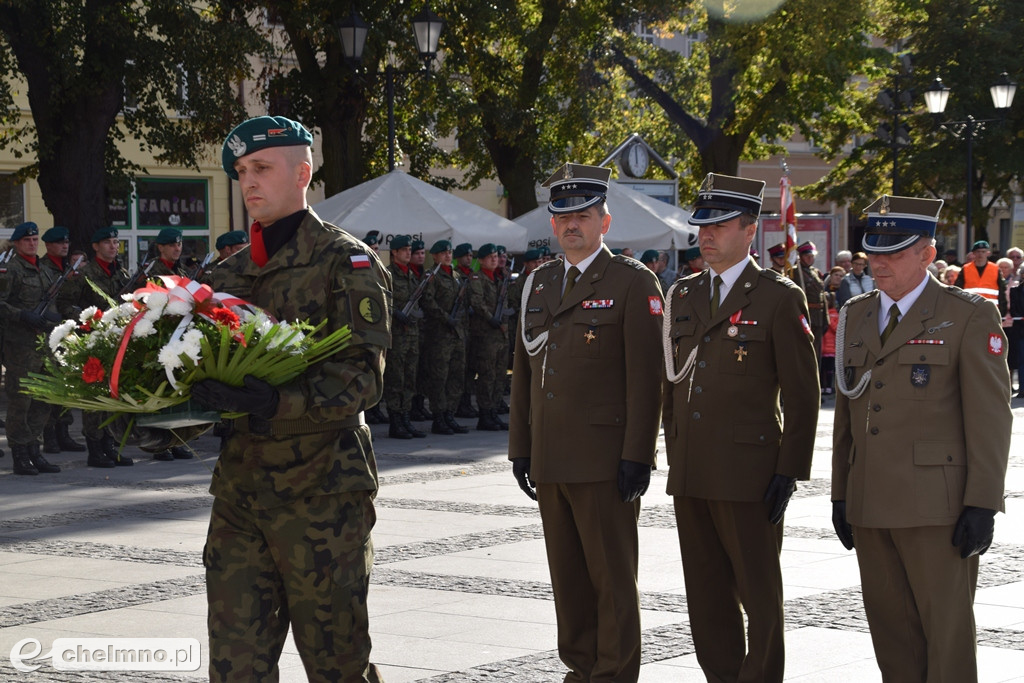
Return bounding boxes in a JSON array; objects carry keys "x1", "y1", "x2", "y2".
[
  {"x1": 923, "y1": 72, "x2": 1017, "y2": 246},
  {"x1": 338, "y1": 5, "x2": 445, "y2": 172},
  {"x1": 876, "y1": 55, "x2": 913, "y2": 194}
]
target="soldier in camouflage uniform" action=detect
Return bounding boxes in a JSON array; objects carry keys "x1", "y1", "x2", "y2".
[
  {"x1": 418, "y1": 240, "x2": 470, "y2": 435},
  {"x1": 468, "y1": 243, "x2": 509, "y2": 431},
  {"x1": 38, "y1": 226, "x2": 87, "y2": 455},
  {"x1": 0, "y1": 222, "x2": 62, "y2": 475},
  {"x1": 453, "y1": 242, "x2": 478, "y2": 418},
  {"x1": 191, "y1": 115, "x2": 391, "y2": 683},
  {"x1": 409, "y1": 239, "x2": 433, "y2": 422},
  {"x1": 71, "y1": 227, "x2": 135, "y2": 468},
  {"x1": 384, "y1": 234, "x2": 425, "y2": 439}
]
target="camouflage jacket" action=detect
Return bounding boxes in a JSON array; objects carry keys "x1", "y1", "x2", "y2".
[
  {"x1": 148, "y1": 258, "x2": 187, "y2": 278},
  {"x1": 0, "y1": 253, "x2": 58, "y2": 350},
  {"x1": 389, "y1": 263, "x2": 421, "y2": 333},
  {"x1": 468, "y1": 269, "x2": 505, "y2": 338},
  {"x1": 208, "y1": 209, "x2": 392, "y2": 508},
  {"x1": 420, "y1": 265, "x2": 467, "y2": 339},
  {"x1": 74, "y1": 258, "x2": 131, "y2": 310},
  {"x1": 40, "y1": 254, "x2": 83, "y2": 319}
]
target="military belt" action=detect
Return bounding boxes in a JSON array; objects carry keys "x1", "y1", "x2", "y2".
[{"x1": 235, "y1": 412, "x2": 366, "y2": 436}]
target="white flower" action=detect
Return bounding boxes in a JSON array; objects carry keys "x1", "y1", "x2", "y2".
[
  {"x1": 166, "y1": 298, "x2": 192, "y2": 316},
  {"x1": 145, "y1": 292, "x2": 168, "y2": 315},
  {"x1": 79, "y1": 306, "x2": 99, "y2": 323},
  {"x1": 180, "y1": 328, "x2": 204, "y2": 364},
  {"x1": 48, "y1": 321, "x2": 77, "y2": 353},
  {"x1": 158, "y1": 340, "x2": 186, "y2": 372},
  {"x1": 132, "y1": 318, "x2": 156, "y2": 338}
]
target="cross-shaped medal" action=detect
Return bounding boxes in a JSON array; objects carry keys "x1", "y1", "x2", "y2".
[
  {"x1": 734, "y1": 345, "x2": 748, "y2": 362},
  {"x1": 584, "y1": 330, "x2": 597, "y2": 344}
]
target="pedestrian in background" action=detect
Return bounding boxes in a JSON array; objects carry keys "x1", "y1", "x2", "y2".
[{"x1": 836, "y1": 251, "x2": 875, "y2": 307}]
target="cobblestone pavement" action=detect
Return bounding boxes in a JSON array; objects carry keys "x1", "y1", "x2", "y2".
[{"x1": 0, "y1": 401, "x2": 1022, "y2": 682}]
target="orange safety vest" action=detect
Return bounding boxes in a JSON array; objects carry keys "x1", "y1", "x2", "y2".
[{"x1": 961, "y1": 262, "x2": 1000, "y2": 302}]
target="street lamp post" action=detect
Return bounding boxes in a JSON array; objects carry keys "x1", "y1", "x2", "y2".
[
  {"x1": 338, "y1": 6, "x2": 445, "y2": 171},
  {"x1": 923, "y1": 72, "x2": 1017, "y2": 246},
  {"x1": 876, "y1": 55, "x2": 913, "y2": 194}
]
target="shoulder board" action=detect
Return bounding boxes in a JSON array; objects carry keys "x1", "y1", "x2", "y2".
[
  {"x1": 758, "y1": 268, "x2": 799, "y2": 288},
  {"x1": 845, "y1": 289, "x2": 878, "y2": 307},
  {"x1": 946, "y1": 284, "x2": 985, "y2": 304},
  {"x1": 533, "y1": 259, "x2": 561, "y2": 273},
  {"x1": 680, "y1": 269, "x2": 703, "y2": 283},
  {"x1": 611, "y1": 254, "x2": 647, "y2": 271}
]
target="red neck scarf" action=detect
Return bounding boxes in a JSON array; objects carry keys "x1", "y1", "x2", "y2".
[
  {"x1": 441, "y1": 264, "x2": 453, "y2": 275},
  {"x1": 47, "y1": 254, "x2": 63, "y2": 270},
  {"x1": 160, "y1": 258, "x2": 176, "y2": 272},
  {"x1": 395, "y1": 262, "x2": 410, "y2": 274},
  {"x1": 480, "y1": 268, "x2": 496, "y2": 282},
  {"x1": 18, "y1": 253, "x2": 37, "y2": 268},
  {"x1": 96, "y1": 257, "x2": 113, "y2": 276},
  {"x1": 249, "y1": 221, "x2": 268, "y2": 267}
]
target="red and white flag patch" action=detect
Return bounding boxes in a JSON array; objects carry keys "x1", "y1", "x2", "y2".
[
  {"x1": 351, "y1": 254, "x2": 371, "y2": 269},
  {"x1": 799, "y1": 315, "x2": 812, "y2": 336},
  {"x1": 988, "y1": 333, "x2": 1004, "y2": 355},
  {"x1": 648, "y1": 296, "x2": 663, "y2": 316}
]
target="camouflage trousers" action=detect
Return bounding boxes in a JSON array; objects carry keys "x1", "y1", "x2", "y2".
[
  {"x1": 471, "y1": 330, "x2": 508, "y2": 411},
  {"x1": 383, "y1": 326, "x2": 418, "y2": 413},
  {"x1": 3, "y1": 354, "x2": 49, "y2": 446},
  {"x1": 204, "y1": 491, "x2": 383, "y2": 683},
  {"x1": 422, "y1": 328, "x2": 466, "y2": 413}
]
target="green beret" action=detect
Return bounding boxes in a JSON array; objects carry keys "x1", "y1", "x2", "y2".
[
  {"x1": 640, "y1": 249, "x2": 660, "y2": 264},
  {"x1": 496, "y1": 245, "x2": 507, "y2": 255},
  {"x1": 91, "y1": 226, "x2": 119, "y2": 243},
  {"x1": 430, "y1": 239, "x2": 452, "y2": 254},
  {"x1": 364, "y1": 230, "x2": 381, "y2": 246},
  {"x1": 411, "y1": 239, "x2": 425, "y2": 252},
  {"x1": 390, "y1": 234, "x2": 412, "y2": 250},
  {"x1": 971, "y1": 240, "x2": 991, "y2": 251},
  {"x1": 539, "y1": 245, "x2": 552, "y2": 256},
  {"x1": 215, "y1": 230, "x2": 248, "y2": 250},
  {"x1": 42, "y1": 226, "x2": 69, "y2": 242},
  {"x1": 453, "y1": 242, "x2": 473, "y2": 258},
  {"x1": 477, "y1": 243, "x2": 497, "y2": 258},
  {"x1": 684, "y1": 246, "x2": 702, "y2": 262},
  {"x1": 222, "y1": 116, "x2": 313, "y2": 180},
  {"x1": 11, "y1": 221, "x2": 38, "y2": 241},
  {"x1": 610, "y1": 248, "x2": 623, "y2": 256},
  {"x1": 524, "y1": 248, "x2": 543, "y2": 261},
  {"x1": 155, "y1": 228, "x2": 183, "y2": 245}
]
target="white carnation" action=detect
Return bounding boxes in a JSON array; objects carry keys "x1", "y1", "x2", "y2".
[
  {"x1": 158, "y1": 341, "x2": 186, "y2": 372},
  {"x1": 132, "y1": 318, "x2": 156, "y2": 338},
  {"x1": 166, "y1": 298, "x2": 192, "y2": 316},
  {"x1": 78, "y1": 306, "x2": 99, "y2": 323},
  {"x1": 48, "y1": 321, "x2": 77, "y2": 353}
]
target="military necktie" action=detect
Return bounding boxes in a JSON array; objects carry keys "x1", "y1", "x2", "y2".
[
  {"x1": 880, "y1": 303, "x2": 900, "y2": 345},
  {"x1": 562, "y1": 265, "x2": 580, "y2": 302},
  {"x1": 710, "y1": 275, "x2": 723, "y2": 316}
]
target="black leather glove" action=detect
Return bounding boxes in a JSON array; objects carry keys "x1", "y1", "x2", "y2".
[
  {"x1": 617, "y1": 460, "x2": 651, "y2": 503},
  {"x1": 763, "y1": 474, "x2": 797, "y2": 524},
  {"x1": 832, "y1": 500, "x2": 855, "y2": 550},
  {"x1": 394, "y1": 310, "x2": 412, "y2": 325},
  {"x1": 952, "y1": 506, "x2": 996, "y2": 559},
  {"x1": 511, "y1": 458, "x2": 537, "y2": 500},
  {"x1": 191, "y1": 375, "x2": 279, "y2": 420},
  {"x1": 487, "y1": 318, "x2": 502, "y2": 329},
  {"x1": 19, "y1": 309, "x2": 52, "y2": 331}
]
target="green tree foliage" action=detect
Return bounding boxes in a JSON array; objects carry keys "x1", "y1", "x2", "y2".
[{"x1": 0, "y1": 0, "x2": 262, "y2": 252}]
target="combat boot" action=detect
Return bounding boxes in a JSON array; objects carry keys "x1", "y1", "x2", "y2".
[
  {"x1": 455, "y1": 393, "x2": 478, "y2": 418},
  {"x1": 102, "y1": 434, "x2": 134, "y2": 466},
  {"x1": 444, "y1": 412, "x2": 469, "y2": 434},
  {"x1": 402, "y1": 412, "x2": 426, "y2": 438},
  {"x1": 366, "y1": 403, "x2": 387, "y2": 425},
  {"x1": 409, "y1": 395, "x2": 431, "y2": 421},
  {"x1": 11, "y1": 444, "x2": 39, "y2": 475},
  {"x1": 28, "y1": 443, "x2": 60, "y2": 473},
  {"x1": 476, "y1": 410, "x2": 502, "y2": 432},
  {"x1": 86, "y1": 438, "x2": 115, "y2": 468},
  {"x1": 497, "y1": 399, "x2": 510, "y2": 415},
  {"x1": 431, "y1": 415, "x2": 454, "y2": 435},
  {"x1": 43, "y1": 423, "x2": 61, "y2": 454},
  {"x1": 388, "y1": 412, "x2": 413, "y2": 439},
  {"x1": 171, "y1": 445, "x2": 194, "y2": 460},
  {"x1": 56, "y1": 422, "x2": 86, "y2": 452},
  {"x1": 492, "y1": 410, "x2": 508, "y2": 430}
]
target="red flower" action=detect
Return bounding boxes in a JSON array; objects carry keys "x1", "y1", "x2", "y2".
[
  {"x1": 82, "y1": 357, "x2": 106, "y2": 384},
  {"x1": 210, "y1": 306, "x2": 241, "y2": 330},
  {"x1": 79, "y1": 309, "x2": 104, "y2": 332}
]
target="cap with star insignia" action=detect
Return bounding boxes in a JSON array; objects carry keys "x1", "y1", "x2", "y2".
[
  {"x1": 542, "y1": 163, "x2": 611, "y2": 214},
  {"x1": 689, "y1": 173, "x2": 765, "y2": 225},
  {"x1": 861, "y1": 194, "x2": 943, "y2": 255}
]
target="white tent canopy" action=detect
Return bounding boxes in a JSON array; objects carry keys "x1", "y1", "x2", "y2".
[
  {"x1": 513, "y1": 181, "x2": 698, "y2": 254},
  {"x1": 312, "y1": 169, "x2": 528, "y2": 252}
]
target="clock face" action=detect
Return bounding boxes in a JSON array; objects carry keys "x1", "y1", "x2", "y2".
[{"x1": 624, "y1": 143, "x2": 650, "y2": 177}]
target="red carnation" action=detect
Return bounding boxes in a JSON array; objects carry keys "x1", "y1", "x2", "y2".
[
  {"x1": 82, "y1": 357, "x2": 106, "y2": 384},
  {"x1": 210, "y1": 307, "x2": 241, "y2": 330}
]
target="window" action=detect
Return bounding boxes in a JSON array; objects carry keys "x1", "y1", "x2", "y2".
[{"x1": 0, "y1": 174, "x2": 26, "y2": 228}]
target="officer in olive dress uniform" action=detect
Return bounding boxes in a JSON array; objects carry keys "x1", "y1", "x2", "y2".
[
  {"x1": 509, "y1": 163, "x2": 664, "y2": 683},
  {"x1": 767, "y1": 242, "x2": 787, "y2": 274},
  {"x1": 38, "y1": 226, "x2": 87, "y2": 455},
  {"x1": 662, "y1": 173, "x2": 820, "y2": 683},
  {"x1": 832, "y1": 195, "x2": 1011, "y2": 683},
  {"x1": 419, "y1": 240, "x2": 470, "y2": 435},
  {"x1": 796, "y1": 241, "x2": 827, "y2": 362},
  {"x1": 191, "y1": 116, "x2": 390, "y2": 683},
  {"x1": 0, "y1": 222, "x2": 63, "y2": 475},
  {"x1": 385, "y1": 234, "x2": 425, "y2": 439}
]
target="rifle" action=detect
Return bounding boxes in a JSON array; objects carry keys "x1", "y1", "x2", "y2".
[
  {"x1": 447, "y1": 274, "x2": 471, "y2": 327},
  {"x1": 489, "y1": 257, "x2": 515, "y2": 326},
  {"x1": 0, "y1": 248, "x2": 14, "y2": 265},
  {"x1": 118, "y1": 255, "x2": 155, "y2": 296},
  {"x1": 189, "y1": 252, "x2": 216, "y2": 281},
  {"x1": 400, "y1": 262, "x2": 441, "y2": 319},
  {"x1": 34, "y1": 254, "x2": 84, "y2": 316}
]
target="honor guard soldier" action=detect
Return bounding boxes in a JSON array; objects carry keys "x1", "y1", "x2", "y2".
[
  {"x1": 509, "y1": 163, "x2": 664, "y2": 682},
  {"x1": 385, "y1": 234, "x2": 425, "y2": 438},
  {"x1": 214, "y1": 230, "x2": 248, "y2": 263},
  {"x1": 39, "y1": 226, "x2": 86, "y2": 455},
  {"x1": 409, "y1": 238, "x2": 432, "y2": 422},
  {"x1": 832, "y1": 195, "x2": 1011, "y2": 682},
  {"x1": 452, "y1": 242, "x2": 478, "y2": 418},
  {"x1": 0, "y1": 222, "x2": 64, "y2": 475},
  {"x1": 192, "y1": 115, "x2": 391, "y2": 682},
  {"x1": 662, "y1": 173, "x2": 820, "y2": 682},
  {"x1": 796, "y1": 240, "x2": 828, "y2": 361},
  {"x1": 363, "y1": 229, "x2": 381, "y2": 254},
  {"x1": 467, "y1": 243, "x2": 509, "y2": 431},
  {"x1": 148, "y1": 228, "x2": 187, "y2": 277},
  {"x1": 767, "y1": 242, "x2": 787, "y2": 274},
  {"x1": 362, "y1": 233, "x2": 387, "y2": 425}
]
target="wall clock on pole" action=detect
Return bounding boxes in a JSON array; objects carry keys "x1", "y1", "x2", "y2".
[{"x1": 621, "y1": 142, "x2": 650, "y2": 178}]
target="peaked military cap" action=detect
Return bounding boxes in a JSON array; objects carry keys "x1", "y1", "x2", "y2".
[
  {"x1": 429, "y1": 239, "x2": 452, "y2": 254},
  {"x1": 862, "y1": 194, "x2": 943, "y2": 254},
  {"x1": 797, "y1": 241, "x2": 817, "y2": 255},
  {"x1": 390, "y1": 234, "x2": 412, "y2": 250},
  {"x1": 453, "y1": 242, "x2": 473, "y2": 258},
  {"x1": 215, "y1": 230, "x2": 248, "y2": 250},
  {"x1": 42, "y1": 226, "x2": 69, "y2": 242},
  {"x1": 543, "y1": 163, "x2": 611, "y2": 214},
  {"x1": 91, "y1": 226, "x2": 119, "y2": 243},
  {"x1": 156, "y1": 228, "x2": 183, "y2": 245},
  {"x1": 768, "y1": 242, "x2": 786, "y2": 258},
  {"x1": 640, "y1": 249, "x2": 660, "y2": 264},
  {"x1": 364, "y1": 230, "x2": 381, "y2": 246},
  {"x1": 11, "y1": 221, "x2": 38, "y2": 241},
  {"x1": 222, "y1": 116, "x2": 314, "y2": 180},
  {"x1": 477, "y1": 243, "x2": 497, "y2": 258},
  {"x1": 689, "y1": 173, "x2": 766, "y2": 225}
]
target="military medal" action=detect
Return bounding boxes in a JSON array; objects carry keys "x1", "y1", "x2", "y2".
[
  {"x1": 534, "y1": 283, "x2": 545, "y2": 294},
  {"x1": 911, "y1": 364, "x2": 930, "y2": 387},
  {"x1": 584, "y1": 328, "x2": 597, "y2": 344},
  {"x1": 727, "y1": 310, "x2": 742, "y2": 337},
  {"x1": 734, "y1": 343, "x2": 748, "y2": 362}
]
